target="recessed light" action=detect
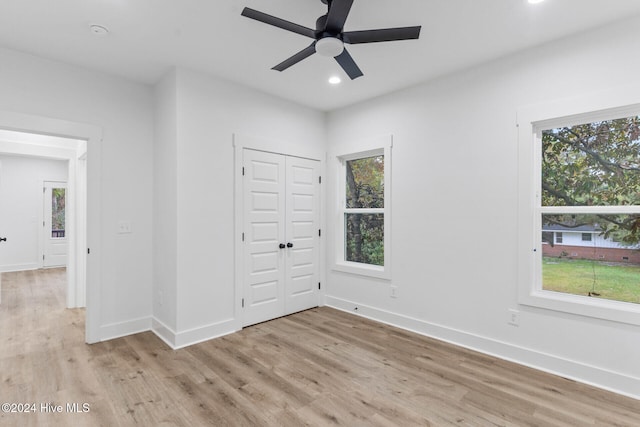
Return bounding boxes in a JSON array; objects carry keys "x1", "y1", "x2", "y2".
[
  {"x1": 89, "y1": 24, "x2": 109, "y2": 36},
  {"x1": 328, "y1": 76, "x2": 341, "y2": 85},
  {"x1": 528, "y1": 0, "x2": 545, "y2": 4}
]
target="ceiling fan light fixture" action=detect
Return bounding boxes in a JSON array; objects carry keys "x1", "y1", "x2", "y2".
[
  {"x1": 315, "y1": 37, "x2": 344, "y2": 57},
  {"x1": 328, "y1": 76, "x2": 342, "y2": 85}
]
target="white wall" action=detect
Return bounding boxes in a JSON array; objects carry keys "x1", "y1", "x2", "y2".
[
  {"x1": 325, "y1": 16, "x2": 640, "y2": 398},
  {"x1": 0, "y1": 47, "x2": 154, "y2": 340},
  {"x1": 153, "y1": 70, "x2": 179, "y2": 334},
  {"x1": 0, "y1": 155, "x2": 67, "y2": 271},
  {"x1": 152, "y1": 67, "x2": 326, "y2": 348}
]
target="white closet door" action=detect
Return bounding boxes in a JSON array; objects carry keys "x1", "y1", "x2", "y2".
[
  {"x1": 243, "y1": 150, "x2": 286, "y2": 326},
  {"x1": 242, "y1": 149, "x2": 320, "y2": 327},
  {"x1": 285, "y1": 156, "x2": 320, "y2": 314}
]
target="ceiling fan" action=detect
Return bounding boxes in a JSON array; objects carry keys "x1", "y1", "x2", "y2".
[{"x1": 241, "y1": 0, "x2": 422, "y2": 80}]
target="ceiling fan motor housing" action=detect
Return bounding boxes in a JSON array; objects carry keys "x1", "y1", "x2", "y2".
[
  {"x1": 315, "y1": 10, "x2": 344, "y2": 58},
  {"x1": 316, "y1": 15, "x2": 328, "y2": 33}
]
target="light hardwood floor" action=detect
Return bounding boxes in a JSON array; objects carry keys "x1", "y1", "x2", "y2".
[{"x1": 1, "y1": 268, "x2": 639, "y2": 426}]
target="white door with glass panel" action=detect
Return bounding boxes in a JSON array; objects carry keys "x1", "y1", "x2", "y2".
[
  {"x1": 43, "y1": 181, "x2": 67, "y2": 267},
  {"x1": 242, "y1": 149, "x2": 320, "y2": 327}
]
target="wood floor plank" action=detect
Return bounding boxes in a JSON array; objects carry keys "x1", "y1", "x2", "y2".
[{"x1": 2, "y1": 268, "x2": 640, "y2": 426}]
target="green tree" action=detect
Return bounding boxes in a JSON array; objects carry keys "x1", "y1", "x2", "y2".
[
  {"x1": 542, "y1": 115, "x2": 640, "y2": 244},
  {"x1": 346, "y1": 155, "x2": 384, "y2": 265},
  {"x1": 52, "y1": 188, "x2": 66, "y2": 232}
]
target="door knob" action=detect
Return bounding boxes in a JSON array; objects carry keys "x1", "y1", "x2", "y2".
[
  {"x1": 0, "y1": 237, "x2": 6, "y2": 242},
  {"x1": 287, "y1": 242, "x2": 293, "y2": 248},
  {"x1": 279, "y1": 243, "x2": 286, "y2": 249}
]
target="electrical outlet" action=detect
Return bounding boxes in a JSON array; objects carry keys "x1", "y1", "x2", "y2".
[
  {"x1": 508, "y1": 309, "x2": 520, "y2": 327},
  {"x1": 390, "y1": 285, "x2": 398, "y2": 298},
  {"x1": 117, "y1": 220, "x2": 132, "y2": 234}
]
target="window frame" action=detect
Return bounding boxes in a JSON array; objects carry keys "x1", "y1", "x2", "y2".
[
  {"x1": 518, "y1": 93, "x2": 640, "y2": 326},
  {"x1": 333, "y1": 136, "x2": 392, "y2": 279}
]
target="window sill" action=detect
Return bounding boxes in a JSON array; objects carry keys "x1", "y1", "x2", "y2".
[
  {"x1": 519, "y1": 289, "x2": 640, "y2": 326},
  {"x1": 332, "y1": 261, "x2": 390, "y2": 280}
]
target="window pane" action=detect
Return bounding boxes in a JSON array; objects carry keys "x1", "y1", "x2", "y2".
[
  {"x1": 52, "y1": 188, "x2": 66, "y2": 238},
  {"x1": 541, "y1": 213, "x2": 640, "y2": 304},
  {"x1": 346, "y1": 155, "x2": 384, "y2": 209},
  {"x1": 541, "y1": 115, "x2": 640, "y2": 206},
  {"x1": 345, "y1": 213, "x2": 384, "y2": 266}
]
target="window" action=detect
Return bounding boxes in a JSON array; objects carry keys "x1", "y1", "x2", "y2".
[
  {"x1": 333, "y1": 136, "x2": 392, "y2": 279},
  {"x1": 345, "y1": 155, "x2": 384, "y2": 266},
  {"x1": 519, "y1": 98, "x2": 640, "y2": 325},
  {"x1": 539, "y1": 114, "x2": 640, "y2": 307},
  {"x1": 51, "y1": 187, "x2": 66, "y2": 238}
]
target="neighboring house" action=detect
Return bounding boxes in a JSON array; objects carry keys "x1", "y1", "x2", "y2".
[{"x1": 542, "y1": 224, "x2": 640, "y2": 263}]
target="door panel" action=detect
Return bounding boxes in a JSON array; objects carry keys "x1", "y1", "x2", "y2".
[
  {"x1": 243, "y1": 150, "x2": 286, "y2": 326},
  {"x1": 285, "y1": 156, "x2": 320, "y2": 314},
  {"x1": 43, "y1": 182, "x2": 68, "y2": 268},
  {"x1": 242, "y1": 150, "x2": 320, "y2": 327}
]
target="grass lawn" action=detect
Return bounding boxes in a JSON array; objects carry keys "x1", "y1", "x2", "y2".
[{"x1": 542, "y1": 257, "x2": 640, "y2": 304}]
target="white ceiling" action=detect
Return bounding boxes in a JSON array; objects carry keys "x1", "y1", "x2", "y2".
[{"x1": 1, "y1": 0, "x2": 640, "y2": 111}]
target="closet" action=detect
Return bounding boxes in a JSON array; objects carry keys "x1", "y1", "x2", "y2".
[{"x1": 242, "y1": 149, "x2": 320, "y2": 326}]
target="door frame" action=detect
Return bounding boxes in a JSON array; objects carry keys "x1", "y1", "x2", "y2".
[
  {"x1": 0, "y1": 110, "x2": 102, "y2": 344},
  {"x1": 233, "y1": 134, "x2": 325, "y2": 331}
]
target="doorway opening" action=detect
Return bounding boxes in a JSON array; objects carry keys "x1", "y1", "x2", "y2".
[
  {"x1": 0, "y1": 110, "x2": 101, "y2": 343},
  {"x1": 0, "y1": 130, "x2": 85, "y2": 306}
]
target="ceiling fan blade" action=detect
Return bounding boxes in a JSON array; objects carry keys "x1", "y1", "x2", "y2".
[
  {"x1": 334, "y1": 48, "x2": 363, "y2": 80},
  {"x1": 325, "y1": 0, "x2": 354, "y2": 34},
  {"x1": 343, "y1": 26, "x2": 422, "y2": 44},
  {"x1": 241, "y1": 7, "x2": 317, "y2": 39},
  {"x1": 272, "y1": 43, "x2": 317, "y2": 72}
]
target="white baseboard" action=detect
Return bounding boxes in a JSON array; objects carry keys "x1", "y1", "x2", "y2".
[
  {"x1": 325, "y1": 296, "x2": 640, "y2": 401},
  {"x1": 151, "y1": 317, "x2": 237, "y2": 350},
  {"x1": 96, "y1": 316, "x2": 238, "y2": 350},
  {"x1": 0, "y1": 263, "x2": 40, "y2": 273},
  {"x1": 151, "y1": 317, "x2": 176, "y2": 348},
  {"x1": 99, "y1": 316, "x2": 152, "y2": 342}
]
